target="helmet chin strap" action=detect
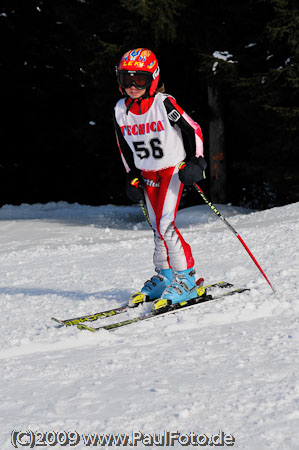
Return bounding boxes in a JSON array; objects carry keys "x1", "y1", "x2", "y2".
[{"x1": 125, "y1": 89, "x2": 151, "y2": 115}]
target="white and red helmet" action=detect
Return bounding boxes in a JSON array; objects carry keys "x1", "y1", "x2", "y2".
[{"x1": 116, "y1": 48, "x2": 160, "y2": 96}]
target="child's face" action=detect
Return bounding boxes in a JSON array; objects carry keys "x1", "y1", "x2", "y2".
[{"x1": 125, "y1": 86, "x2": 146, "y2": 99}]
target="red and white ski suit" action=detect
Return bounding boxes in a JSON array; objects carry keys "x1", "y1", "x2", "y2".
[{"x1": 114, "y1": 92, "x2": 204, "y2": 271}]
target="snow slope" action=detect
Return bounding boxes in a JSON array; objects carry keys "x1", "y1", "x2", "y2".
[{"x1": 0, "y1": 201, "x2": 299, "y2": 449}]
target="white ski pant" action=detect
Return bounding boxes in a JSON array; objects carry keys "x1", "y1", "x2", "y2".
[{"x1": 142, "y1": 164, "x2": 194, "y2": 271}]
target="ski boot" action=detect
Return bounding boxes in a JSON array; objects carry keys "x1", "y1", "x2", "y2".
[
  {"x1": 128, "y1": 268, "x2": 172, "y2": 308},
  {"x1": 152, "y1": 268, "x2": 202, "y2": 312}
]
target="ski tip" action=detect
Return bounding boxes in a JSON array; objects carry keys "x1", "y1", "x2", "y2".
[{"x1": 51, "y1": 317, "x2": 65, "y2": 325}]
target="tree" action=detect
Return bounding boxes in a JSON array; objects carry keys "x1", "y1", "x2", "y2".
[
  {"x1": 1, "y1": 0, "x2": 298, "y2": 208},
  {"x1": 191, "y1": 0, "x2": 299, "y2": 207}
]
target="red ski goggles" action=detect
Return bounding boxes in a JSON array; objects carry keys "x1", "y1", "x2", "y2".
[{"x1": 118, "y1": 71, "x2": 152, "y2": 90}]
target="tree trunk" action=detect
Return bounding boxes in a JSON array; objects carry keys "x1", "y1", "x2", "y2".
[{"x1": 208, "y1": 83, "x2": 227, "y2": 203}]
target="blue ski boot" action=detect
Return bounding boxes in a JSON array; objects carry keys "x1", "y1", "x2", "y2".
[
  {"x1": 128, "y1": 268, "x2": 172, "y2": 308},
  {"x1": 152, "y1": 268, "x2": 198, "y2": 312}
]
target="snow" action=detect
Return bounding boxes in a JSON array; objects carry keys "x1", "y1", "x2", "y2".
[
  {"x1": 1, "y1": 200, "x2": 299, "y2": 449},
  {"x1": 212, "y1": 51, "x2": 237, "y2": 74},
  {"x1": 213, "y1": 51, "x2": 234, "y2": 61}
]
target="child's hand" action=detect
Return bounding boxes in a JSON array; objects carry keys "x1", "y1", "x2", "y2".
[
  {"x1": 178, "y1": 157, "x2": 207, "y2": 185},
  {"x1": 126, "y1": 174, "x2": 145, "y2": 203}
]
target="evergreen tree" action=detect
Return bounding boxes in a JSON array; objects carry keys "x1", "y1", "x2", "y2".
[
  {"x1": 1, "y1": 0, "x2": 298, "y2": 208},
  {"x1": 183, "y1": 0, "x2": 299, "y2": 208}
]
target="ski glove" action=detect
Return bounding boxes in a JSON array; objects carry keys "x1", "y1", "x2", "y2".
[
  {"x1": 178, "y1": 156, "x2": 207, "y2": 185},
  {"x1": 126, "y1": 173, "x2": 144, "y2": 203}
]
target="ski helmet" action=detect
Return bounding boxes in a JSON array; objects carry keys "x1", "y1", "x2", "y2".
[{"x1": 116, "y1": 48, "x2": 160, "y2": 96}]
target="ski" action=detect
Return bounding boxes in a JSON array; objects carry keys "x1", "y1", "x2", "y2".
[
  {"x1": 51, "y1": 305, "x2": 128, "y2": 327},
  {"x1": 76, "y1": 286, "x2": 250, "y2": 333},
  {"x1": 51, "y1": 281, "x2": 233, "y2": 327}
]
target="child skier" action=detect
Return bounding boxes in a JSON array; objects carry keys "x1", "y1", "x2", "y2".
[{"x1": 113, "y1": 48, "x2": 206, "y2": 311}]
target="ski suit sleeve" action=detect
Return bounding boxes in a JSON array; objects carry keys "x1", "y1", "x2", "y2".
[
  {"x1": 163, "y1": 96, "x2": 204, "y2": 161},
  {"x1": 113, "y1": 112, "x2": 141, "y2": 177}
]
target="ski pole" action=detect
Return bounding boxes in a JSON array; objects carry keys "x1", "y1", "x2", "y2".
[
  {"x1": 139, "y1": 200, "x2": 153, "y2": 229},
  {"x1": 193, "y1": 183, "x2": 276, "y2": 294}
]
